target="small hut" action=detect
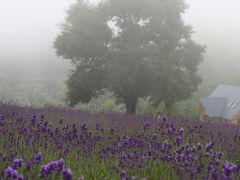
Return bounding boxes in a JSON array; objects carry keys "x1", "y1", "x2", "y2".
[{"x1": 198, "y1": 84, "x2": 240, "y2": 125}]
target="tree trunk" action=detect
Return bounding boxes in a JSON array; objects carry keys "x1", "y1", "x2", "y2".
[{"x1": 125, "y1": 97, "x2": 138, "y2": 114}]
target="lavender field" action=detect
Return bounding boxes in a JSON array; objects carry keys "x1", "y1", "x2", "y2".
[{"x1": 0, "y1": 103, "x2": 240, "y2": 180}]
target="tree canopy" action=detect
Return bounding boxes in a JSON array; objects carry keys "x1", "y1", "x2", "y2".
[{"x1": 54, "y1": 0, "x2": 205, "y2": 113}]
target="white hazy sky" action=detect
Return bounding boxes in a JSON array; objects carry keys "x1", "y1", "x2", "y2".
[
  {"x1": 0, "y1": 0, "x2": 74, "y2": 60},
  {"x1": 0, "y1": 0, "x2": 240, "y2": 62},
  {"x1": 184, "y1": 0, "x2": 240, "y2": 43}
]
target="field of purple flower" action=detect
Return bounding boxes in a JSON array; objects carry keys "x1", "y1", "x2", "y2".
[{"x1": 0, "y1": 103, "x2": 240, "y2": 180}]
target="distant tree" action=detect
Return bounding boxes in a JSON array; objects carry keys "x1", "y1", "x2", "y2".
[{"x1": 54, "y1": 0, "x2": 205, "y2": 114}]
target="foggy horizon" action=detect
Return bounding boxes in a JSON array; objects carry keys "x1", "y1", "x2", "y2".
[
  {"x1": 0, "y1": 0, "x2": 240, "y2": 63},
  {"x1": 0, "y1": 0, "x2": 240, "y2": 110}
]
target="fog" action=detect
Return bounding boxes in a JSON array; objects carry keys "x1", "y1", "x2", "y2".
[
  {"x1": 0, "y1": 0, "x2": 240, "y2": 111},
  {"x1": 0, "y1": 0, "x2": 72, "y2": 60},
  {"x1": 1, "y1": 0, "x2": 239, "y2": 62},
  {"x1": 185, "y1": 0, "x2": 240, "y2": 51}
]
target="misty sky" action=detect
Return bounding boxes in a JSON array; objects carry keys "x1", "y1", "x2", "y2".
[{"x1": 0, "y1": 0, "x2": 240, "y2": 63}]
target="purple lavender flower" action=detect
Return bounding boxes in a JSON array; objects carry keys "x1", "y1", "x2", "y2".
[
  {"x1": 132, "y1": 176, "x2": 136, "y2": 180},
  {"x1": 222, "y1": 161, "x2": 237, "y2": 177},
  {"x1": 13, "y1": 158, "x2": 23, "y2": 169},
  {"x1": 12, "y1": 170, "x2": 18, "y2": 179},
  {"x1": 216, "y1": 159, "x2": 221, "y2": 166},
  {"x1": 40, "y1": 165, "x2": 47, "y2": 178},
  {"x1": 63, "y1": 168, "x2": 72, "y2": 180},
  {"x1": 162, "y1": 116, "x2": 167, "y2": 123},
  {"x1": 57, "y1": 158, "x2": 64, "y2": 173},
  {"x1": 163, "y1": 140, "x2": 168, "y2": 147},
  {"x1": 197, "y1": 142, "x2": 202, "y2": 150},
  {"x1": 218, "y1": 151, "x2": 224, "y2": 159},
  {"x1": 81, "y1": 124, "x2": 88, "y2": 132},
  {"x1": 205, "y1": 152, "x2": 210, "y2": 158},
  {"x1": 191, "y1": 146, "x2": 196, "y2": 153},
  {"x1": 143, "y1": 121, "x2": 151, "y2": 131},
  {"x1": 59, "y1": 117, "x2": 63, "y2": 124},
  {"x1": 152, "y1": 133, "x2": 157, "y2": 139},
  {"x1": 120, "y1": 170, "x2": 126, "y2": 179},
  {"x1": 148, "y1": 145, "x2": 153, "y2": 156},
  {"x1": 177, "y1": 166, "x2": 184, "y2": 176},
  {"x1": 5, "y1": 166, "x2": 13, "y2": 177},
  {"x1": 110, "y1": 128, "x2": 114, "y2": 133},
  {"x1": 35, "y1": 152, "x2": 42, "y2": 164},
  {"x1": 179, "y1": 127, "x2": 184, "y2": 135},
  {"x1": 196, "y1": 164, "x2": 204, "y2": 174},
  {"x1": 211, "y1": 168, "x2": 218, "y2": 179},
  {"x1": 176, "y1": 136, "x2": 182, "y2": 146},
  {"x1": 206, "y1": 141, "x2": 214, "y2": 151},
  {"x1": 46, "y1": 161, "x2": 57, "y2": 174},
  {"x1": 18, "y1": 174, "x2": 24, "y2": 180},
  {"x1": 26, "y1": 161, "x2": 32, "y2": 171}
]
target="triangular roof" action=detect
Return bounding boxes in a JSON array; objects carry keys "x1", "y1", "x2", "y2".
[{"x1": 200, "y1": 84, "x2": 240, "y2": 120}]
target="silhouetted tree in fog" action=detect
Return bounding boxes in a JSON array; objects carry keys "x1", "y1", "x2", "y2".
[{"x1": 54, "y1": 0, "x2": 205, "y2": 114}]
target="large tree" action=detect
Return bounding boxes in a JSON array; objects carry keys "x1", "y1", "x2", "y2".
[{"x1": 54, "y1": 0, "x2": 205, "y2": 114}]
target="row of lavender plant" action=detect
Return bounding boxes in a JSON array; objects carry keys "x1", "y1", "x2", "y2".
[{"x1": 0, "y1": 103, "x2": 240, "y2": 179}]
